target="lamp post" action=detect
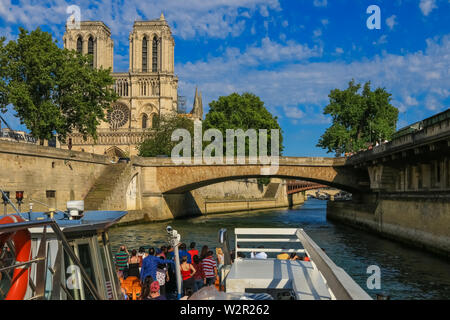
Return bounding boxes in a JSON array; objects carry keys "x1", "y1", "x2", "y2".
[
  {"x1": 16, "y1": 191, "x2": 24, "y2": 212},
  {"x1": 167, "y1": 226, "x2": 182, "y2": 299},
  {"x1": 2, "y1": 191, "x2": 10, "y2": 215}
]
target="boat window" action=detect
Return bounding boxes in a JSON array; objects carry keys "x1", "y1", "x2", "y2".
[{"x1": 77, "y1": 243, "x2": 97, "y2": 300}]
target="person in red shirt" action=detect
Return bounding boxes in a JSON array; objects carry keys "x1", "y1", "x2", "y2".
[{"x1": 188, "y1": 242, "x2": 199, "y2": 262}]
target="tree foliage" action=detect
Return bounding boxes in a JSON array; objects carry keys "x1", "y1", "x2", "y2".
[
  {"x1": 203, "y1": 92, "x2": 283, "y2": 156},
  {"x1": 137, "y1": 113, "x2": 194, "y2": 157},
  {"x1": 317, "y1": 80, "x2": 398, "y2": 155},
  {"x1": 0, "y1": 37, "x2": 8, "y2": 109},
  {"x1": 2, "y1": 28, "x2": 117, "y2": 141}
]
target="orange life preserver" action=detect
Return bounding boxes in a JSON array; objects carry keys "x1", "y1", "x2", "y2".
[{"x1": 0, "y1": 215, "x2": 31, "y2": 300}]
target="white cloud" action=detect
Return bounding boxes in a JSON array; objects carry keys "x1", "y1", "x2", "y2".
[
  {"x1": 320, "y1": 19, "x2": 329, "y2": 26},
  {"x1": 0, "y1": 0, "x2": 282, "y2": 40},
  {"x1": 335, "y1": 47, "x2": 344, "y2": 54},
  {"x1": 373, "y1": 35, "x2": 388, "y2": 45},
  {"x1": 386, "y1": 15, "x2": 397, "y2": 30},
  {"x1": 177, "y1": 35, "x2": 450, "y2": 121},
  {"x1": 313, "y1": 28, "x2": 322, "y2": 38},
  {"x1": 419, "y1": 0, "x2": 437, "y2": 16},
  {"x1": 313, "y1": 0, "x2": 327, "y2": 7}
]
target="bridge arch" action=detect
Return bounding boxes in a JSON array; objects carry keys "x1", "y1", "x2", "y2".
[{"x1": 140, "y1": 158, "x2": 370, "y2": 195}]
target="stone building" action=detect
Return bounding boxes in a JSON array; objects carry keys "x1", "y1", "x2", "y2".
[{"x1": 61, "y1": 13, "x2": 202, "y2": 159}]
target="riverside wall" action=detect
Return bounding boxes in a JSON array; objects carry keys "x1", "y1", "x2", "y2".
[
  {"x1": 0, "y1": 140, "x2": 110, "y2": 213},
  {"x1": 327, "y1": 194, "x2": 450, "y2": 259}
]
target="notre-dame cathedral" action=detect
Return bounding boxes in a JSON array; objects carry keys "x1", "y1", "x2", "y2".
[{"x1": 61, "y1": 13, "x2": 203, "y2": 159}]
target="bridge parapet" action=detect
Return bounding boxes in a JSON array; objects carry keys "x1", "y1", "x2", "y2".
[
  {"x1": 131, "y1": 156, "x2": 347, "y2": 167},
  {"x1": 348, "y1": 109, "x2": 450, "y2": 166}
]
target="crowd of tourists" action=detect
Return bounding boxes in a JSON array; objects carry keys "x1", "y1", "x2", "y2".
[
  {"x1": 114, "y1": 242, "x2": 225, "y2": 300},
  {"x1": 115, "y1": 241, "x2": 313, "y2": 300}
]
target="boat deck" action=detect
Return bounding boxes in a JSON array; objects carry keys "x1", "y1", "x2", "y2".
[{"x1": 225, "y1": 258, "x2": 332, "y2": 300}]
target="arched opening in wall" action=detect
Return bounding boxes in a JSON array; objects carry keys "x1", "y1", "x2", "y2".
[
  {"x1": 88, "y1": 36, "x2": 94, "y2": 68},
  {"x1": 142, "y1": 114, "x2": 148, "y2": 129},
  {"x1": 142, "y1": 36, "x2": 148, "y2": 72},
  {"x1": 76, "y1": 36, "x2": 82, "y2": 53},
  {"x1": 151, "y1": 113, "x2": 158, "y2": 128},
  {"x1": 106, "y1": 146, "x2": 126, "y2": 162},
  {"x1": 126, "y1": 174, "x2": 138, "y2": 211},
  {"x1": 152, "y1": 36, "x2": 158, "y2": 72}
]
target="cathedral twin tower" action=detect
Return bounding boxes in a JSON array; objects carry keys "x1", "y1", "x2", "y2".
[{"x1": 62, "y1": 14, "x2": 201, "y2": 158}]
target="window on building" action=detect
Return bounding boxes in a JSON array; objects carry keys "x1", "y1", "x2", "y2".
[
  {"x1": 142, "y1": 114, "x2": 148, "y2": 129},
  {"x1": 142, "y1": 36, "x2": 148, "y2": 72},
  {"x1": 151, "y1": 114, "x2": 158, "y2": 128},
  {"x1": 152, "y1": 36, "x2": 158, "y2": 72},
  {"x1": 76, "y1": 36, "x2": 82, "y2": 53},
  {"x1": 88, "y1": 36, "x2": 94, "y2": 68}
]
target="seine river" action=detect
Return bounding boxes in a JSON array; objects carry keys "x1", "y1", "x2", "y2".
[{"x1": 109, "y1": 198, "x2": 450, "y2": 300}]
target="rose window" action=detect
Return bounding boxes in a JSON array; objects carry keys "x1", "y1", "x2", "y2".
[{"x1": 108, "y1": 105, "x2": 129, "y2": 129}]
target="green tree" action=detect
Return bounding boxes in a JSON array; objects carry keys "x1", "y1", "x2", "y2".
[
  {"x1": 203, "y1": 92, "x2": 283, "y2": 156},
  {"x1": 0, "y1": 37, "x2": 8, "y2": 109},
  {"x1": 137, "y1": 113, "x2": 194, "y2": 157},
  {"x1": 4, "y1": 27, "x2": 117, "y2": 142},
  {"x1": 317, "y1": 80, "x2": 398, "y2": 155}
]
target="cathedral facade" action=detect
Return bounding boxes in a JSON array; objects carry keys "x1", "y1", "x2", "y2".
[{"x1": 61, "y1": 14, "x2": 202, "y2": 159}]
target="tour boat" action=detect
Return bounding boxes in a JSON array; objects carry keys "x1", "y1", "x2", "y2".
[
  {"x1": 202, "y1": 228, "x2": 372, "y2": 300},
  {"x1": 0, "y1": 197, "x2": 127, "y2": 300}
]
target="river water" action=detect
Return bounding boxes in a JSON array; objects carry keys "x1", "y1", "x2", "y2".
[{"x1": 109, "y1": 198, "x2": 450, "y2": 300}]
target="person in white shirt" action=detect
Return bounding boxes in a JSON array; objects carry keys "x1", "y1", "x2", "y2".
[{"x1": 251, "y1": 246, "x2": 268, "y2": 259}]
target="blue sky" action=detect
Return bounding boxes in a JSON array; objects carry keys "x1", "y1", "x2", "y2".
[{"x1": 0, "y1": 0, "x2": 449, "y2": 156}]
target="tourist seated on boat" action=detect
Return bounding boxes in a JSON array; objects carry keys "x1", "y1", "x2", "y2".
[
  {"x1": 178, "y1": 243, "x2": 192, "y2": 263},
  {"x1": 115, "y1": 245, "x2": 129, "y2": 277},
  {"x1": 140, "y1": 276, "x2": 155, "y2": 300},
  {"x1": 303, "y1": 253, "x2": 310, "y2": 261},
  {"x1": 251, "y1": 246, "x2": 268, "y2": 259},
  {"x1": 140, "y1": 247, "x2": 174, "y2": 283},
  {"x1": 127, "y1": 249, "x2": 140, "y2": 279},
  {"x1": 289, "y1": 253, "x2": 300, "y2": 260},
  {"x1": 201, "y1": 250, "x2": 218, "y2": 286},
  {"x1": 277, "y1": 249, "x2": 290, "y2": 260},
  {"x1": 188, "y1": 242, "x2": 199, "y2": 262}
]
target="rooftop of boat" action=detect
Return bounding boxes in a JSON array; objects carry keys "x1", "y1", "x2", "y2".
[{"x1": 224, "y1": 228, "x2": 372, "y2": 300}]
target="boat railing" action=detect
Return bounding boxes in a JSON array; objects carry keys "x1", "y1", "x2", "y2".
[
  {"x1": 234, "y1": 228, "x2": 305, "y2": 257},
  {"x1": 0, "y1": 219, "x2": 102, "y2": 300},
  {"x1": 234, "y1": 228, "x2": 372, "y2": 300}
]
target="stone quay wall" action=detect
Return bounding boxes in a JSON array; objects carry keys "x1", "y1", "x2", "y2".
[
  {"x1": 0, "y1": 140, "x2": 110, "y2": 214},
  {"x1": 327, "y1": 194, "x2": 450, "y2": 259}
]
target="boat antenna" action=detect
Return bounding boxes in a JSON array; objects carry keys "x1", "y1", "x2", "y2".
[{"x1": 29, "y1": 198, "x2": 70, "y2": 219}]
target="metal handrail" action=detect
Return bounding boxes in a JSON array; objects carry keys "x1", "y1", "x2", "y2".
[{"x1": 0, "y1": 219, "x2": 102, "y2": 300}]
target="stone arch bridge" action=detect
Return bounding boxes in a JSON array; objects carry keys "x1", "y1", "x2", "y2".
[{"x1": 84, "y1": 156, "x2": 370, "y2": 220}]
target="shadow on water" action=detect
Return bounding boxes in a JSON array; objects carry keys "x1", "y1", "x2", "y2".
[{"x1": 109, "y1": 198, "x2": 450, "y2": 300}]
